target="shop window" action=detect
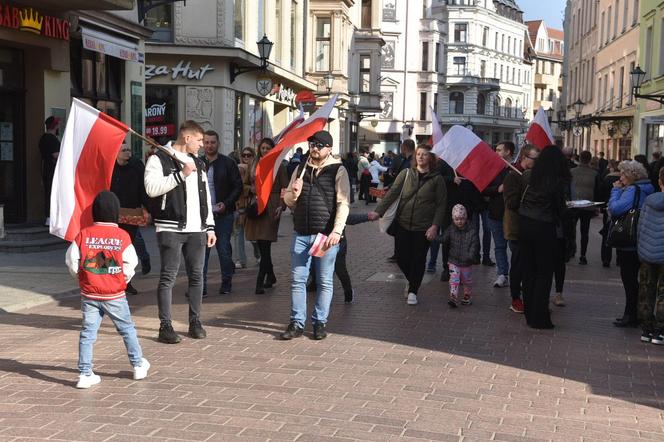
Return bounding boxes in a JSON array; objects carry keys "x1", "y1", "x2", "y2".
[
  {"x1": 450, "y1": 92, "x2": 464, "y2": 114},
  {"x1": 71, "y1": 39, "x2": 123, "y2": 120},
  {"x1": 234, "y1": 93, "x2": 244, "y2": 152},
  {"x1": 145, "y1": 85, "x2": 178, "y2": 144},
  {"x1": 0, "y1": 48, "x2": 23, "y2": 89},
  {"x1": 315, "y1": 17, "x2": 331, "y2": 71},
  {"x1": 144, "y1": 4, "x2": 173, "y2": 42}
]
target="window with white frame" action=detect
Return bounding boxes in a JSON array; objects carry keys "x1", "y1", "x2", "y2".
[
  {"x1": 454, "y1": 23, "x2": 467, "y2": 42},
  {"x1": 360, "y1": 55, "x2": 371, "y2": 93},
  {"x1": 453, "y1": 56, "x2": 466, "y2": 75},
  {"x1": 315, "y1": 17, "x2": 331, "y2": 72},
  {"x1": 449, "y1": 91, "x2": 464, "y2": 114}
]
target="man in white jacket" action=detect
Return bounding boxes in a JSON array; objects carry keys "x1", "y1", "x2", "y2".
[{"x1": 144, "y1": 120, "x2": 216, "y2": 344}]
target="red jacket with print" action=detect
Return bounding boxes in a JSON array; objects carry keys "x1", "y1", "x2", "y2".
[{"x1": 73, "y1": 223, "x2": 132, "y2": 301}]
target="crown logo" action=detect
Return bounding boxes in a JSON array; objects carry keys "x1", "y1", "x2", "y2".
[{"x1": 19, "y1": 8, "x2": 43, "y2": 35}]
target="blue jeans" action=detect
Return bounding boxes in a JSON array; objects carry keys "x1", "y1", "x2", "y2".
[
  {"x1": 233, "y1": 214, "x2": 247, "y2": 267},
  {"x1": 133, "y1": 229, "x2": 150, "y2": 262},
  {"x1": 487, "y1": 217, "x2": 509, "y2": 277},
  {"x1": 79, "y1": 297, "x2": 142, "y2": 375},
  {"x1": 290, "y1": 234, "x2": 340, "y2": 328},
  {"x1": 204, "y1": 212, "x2": 234, "y2": 290}
]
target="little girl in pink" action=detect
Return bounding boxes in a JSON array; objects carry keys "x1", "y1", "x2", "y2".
[{"x1": 441, "y1": 204, "x2": 479, "y2": 307}]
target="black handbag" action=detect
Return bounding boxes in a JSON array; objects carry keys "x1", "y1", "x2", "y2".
[
  {"x1": 245, "y1": 196, "x2": 260, "y2": 219},
  {"x1": 606, "y1": 185, "x2": 641, "y2": 248}
]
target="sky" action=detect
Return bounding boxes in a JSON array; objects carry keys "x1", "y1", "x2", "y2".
[{"x1": 518, "y1": 0, "x2": 565, "y2": 30}]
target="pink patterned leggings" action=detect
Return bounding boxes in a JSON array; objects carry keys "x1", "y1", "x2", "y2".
[{"x1": 449, "y1": 263, "x2": 472, "y2": 302}]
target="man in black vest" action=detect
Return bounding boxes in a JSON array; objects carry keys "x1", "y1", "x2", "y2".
[
  {"x1": 201, "y1": 130, "x2": 242, "y2": 295},
  {"x1": 281, "y1": 130, "x2": 350, "y2": 340},
  {"x1": 144, "y1": 120, "x2": 216, "y2": 344}
]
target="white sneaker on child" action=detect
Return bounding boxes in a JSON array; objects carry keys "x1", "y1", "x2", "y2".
[
  {"x1": 406, "y1": 293, "x2": 418, "y2": 305},
  {"x1": 76, "y1": 372, "x2": 101, "y2": 389},
  {"x1": 133, "y1": 358, "x2": 150, "y2": 380}
]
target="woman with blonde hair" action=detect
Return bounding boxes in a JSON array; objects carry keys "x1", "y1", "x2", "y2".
[
  {"x1": 608, "y1": 160, "x2": 654, "y2": 327},
  {"x1": 245, "y1": 138, "x2": 289, "y2": 294},
  {"x1": 233, "y1": 147, "x2": 257, "y2": 269}
]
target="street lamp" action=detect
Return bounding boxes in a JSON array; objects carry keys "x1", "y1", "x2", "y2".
[
  {"x1": 545, "y1": 107, "x2": 554, "y2": 122},
  {"x1": 573, "y1": 99, "x2": 584, "y2": 119},
  {"x1": 230, "y1": 35, "x2": 274, "y2": 83},
  {"x1": 630, "y1": 66, "x2": 664, "y2": 104},
  {"x1": 324, "y1": 72, "x2": 335, "y2": 94}
]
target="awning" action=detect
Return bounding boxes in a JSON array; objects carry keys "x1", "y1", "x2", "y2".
[{"x1": 81, "y1": 26, "x2": 144, "y2": 63}]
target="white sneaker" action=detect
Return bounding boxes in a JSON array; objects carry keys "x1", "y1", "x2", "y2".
[
  {"x1": 234, "y1": 261, "x2": 244, "y2": 269},
  {"x1": 133, "y1": 358, "x2": 150, "y2": 380},
  {"x1": 76, "y1": 372, "x2": 101, "y2": 389},
  {"x1": 493, "y1": 275, "x2": 508, "y2": 288},
  {"x1": 406, "y1": 293, "x2": 418, "y2": 305}
]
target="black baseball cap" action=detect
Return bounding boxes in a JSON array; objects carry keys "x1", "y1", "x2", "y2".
[
  {"x1": 45, "y1": 116, "x2": 60, "y2": 130},
  {"x1": 307, "y1": 130, "x2": 333, "y2": 147}
]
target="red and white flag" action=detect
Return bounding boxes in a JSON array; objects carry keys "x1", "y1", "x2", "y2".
[
  {"x1": 431, "y1": 112, "x2": 506, "y2": 192},
  {"x1": 255, "y1": 95, "x2": 337, "y2": 214},
  {"x1": 525, "y1": 106, "x2": 555, "y2": 149},
  {"x1": 50, "y1": 98, "x2": 129, "y2": 241},
  {"x1": 273, "y1": 104, "x2": 305, "y2": 144}
]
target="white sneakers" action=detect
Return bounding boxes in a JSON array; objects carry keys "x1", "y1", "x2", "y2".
[
  {"x1": 76, "y1": 372, "x2": 101, "y2": 389},
  {"x1": 76, "y1": 358, "x2": 150, "y2": 388},
  {"x1": 406, "y1": 293, "x2": 418, "y2": 305},
  {"x1": 493, "y1": 275, "x2": 508, "y2": 288},
  {"x1": 133, "y1": 358, "x2": 151, "y2": 380}
]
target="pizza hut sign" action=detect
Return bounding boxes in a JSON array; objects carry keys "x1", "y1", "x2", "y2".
[{"x1": 145, "y1": 60, "x2": 214, "y2": 81}]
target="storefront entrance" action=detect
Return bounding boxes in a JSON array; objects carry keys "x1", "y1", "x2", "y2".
[{"x1": 0, "y1": 48, "x2": 25, "y2": 223}]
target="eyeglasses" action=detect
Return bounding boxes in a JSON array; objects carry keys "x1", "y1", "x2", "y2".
[
  {"x1": 308, "y1": 142, "x2": 330, "y2": 149},
  {"x1": 242, "y1": 153, "x2": 254, "y2": 158}
]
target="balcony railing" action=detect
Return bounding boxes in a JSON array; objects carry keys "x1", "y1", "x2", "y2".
[
  {"x1": 446, "y1": 74, "x2": 500, "y2": 90},
  {"x1": 447, "y1": 106, "x2": 525, "y2": 120}
]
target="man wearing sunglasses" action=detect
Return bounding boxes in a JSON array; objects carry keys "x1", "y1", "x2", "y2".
[{"x1": 281, "y1": 130, "x2": 350, "y2": 340}]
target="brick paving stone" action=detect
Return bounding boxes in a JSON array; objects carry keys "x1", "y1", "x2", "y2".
[{"x1": 1, "y1": 215, "x2": 664, "y2": 441}]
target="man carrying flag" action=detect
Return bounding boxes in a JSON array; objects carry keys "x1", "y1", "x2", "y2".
[
  {"x1": 144, "y1": 120, "x2": 216, "y2": 344},
  {"x1": 280, "y1": 130, "x2": 350, "y2": 341}
]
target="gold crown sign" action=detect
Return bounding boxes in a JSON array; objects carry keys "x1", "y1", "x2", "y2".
[{"x1": 19, "y1": 8, "x2": 44, "y2": 35}]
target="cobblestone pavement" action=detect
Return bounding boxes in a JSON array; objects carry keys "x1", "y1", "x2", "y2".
[{"x1": 1, "y1": 209, "x2": 663, "y2": 441}]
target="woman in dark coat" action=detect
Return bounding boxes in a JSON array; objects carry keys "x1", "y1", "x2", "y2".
[{"x1": 518, "y1": 146, "x2": 569, "y2": 329}]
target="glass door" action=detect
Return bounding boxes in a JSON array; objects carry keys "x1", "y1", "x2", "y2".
[{"x1": 0, "y1": 48, "x2": 25, "y2": 223}]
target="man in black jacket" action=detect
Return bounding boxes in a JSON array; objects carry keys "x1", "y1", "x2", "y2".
[
  {"x1": 386, "y1": 139, "x2": 415, "y2": 262},
  {"x1": 201, "y1": 130, "x2": 242, "y2": 295}
]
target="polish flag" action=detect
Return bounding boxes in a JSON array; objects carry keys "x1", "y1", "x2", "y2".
[
  {"x1": 431, "y1": 110, "x2": 506, "y2": 192},
  {"x1": 255, "y1": 95, "x2": 337, "y2": 214},
  {"x1": 50, "y1": 98, "x2": 129, "y2": 241},
  {"x1": 273, "y1": 104, "x2": 305, "y2": 144},
  {"x1": 525, "y1": 106, "x2": 555, "y2": 149}
]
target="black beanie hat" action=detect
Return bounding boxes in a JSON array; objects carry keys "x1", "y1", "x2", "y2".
[{"x1": 92, "y1": 191, "x2": 120, "y2": 223}]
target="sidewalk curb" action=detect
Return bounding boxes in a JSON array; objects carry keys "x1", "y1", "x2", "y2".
[{"x1": 0, "y1": 288, "x2": 79, "y2": 314}]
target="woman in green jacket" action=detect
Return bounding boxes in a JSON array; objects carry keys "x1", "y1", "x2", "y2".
[{"x1": 369, "y1": 145, "x2": 446, "y2": 305}]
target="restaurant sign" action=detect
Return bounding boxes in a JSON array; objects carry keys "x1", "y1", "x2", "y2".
[{"x1": 0, "y1": 3, "x2": 70, "y2": 40}]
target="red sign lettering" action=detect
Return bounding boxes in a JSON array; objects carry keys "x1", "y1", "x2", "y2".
[{"x1": 0, "y1": 2, "x2": 69, "y2": 41}]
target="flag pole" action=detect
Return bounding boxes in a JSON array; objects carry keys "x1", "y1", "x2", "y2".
[
  {"x1": 502, "y1": 157, "x2": 522, "y2": 175},
  {"x1": 128, "y1": 128, "x2": 186, "y2": 166}
]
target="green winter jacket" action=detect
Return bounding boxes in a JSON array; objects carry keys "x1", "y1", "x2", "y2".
[{"x1": 375, "y1": 168, "x2": 446, "y2": 232}]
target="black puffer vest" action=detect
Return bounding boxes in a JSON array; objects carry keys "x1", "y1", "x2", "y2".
[
  {"x1": 148, "y1": 150, "x2": 209, "y2": 231},
  {"x1": 293, "y1": 163, "x2": 341, "y2": 235}
]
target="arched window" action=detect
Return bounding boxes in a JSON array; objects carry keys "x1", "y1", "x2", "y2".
[
  {"x1": 477, "y1": 94, "x2": 486, "y2": 115},
  {"x1": 505, "y1": 97, "x2": 513, "y2": 117},
  {"x1": 450, "y1": 92, "x2": 464, "y2": 114},
  {"x1": 494, "y1": 96, "x2": 501, "y2": 116}
]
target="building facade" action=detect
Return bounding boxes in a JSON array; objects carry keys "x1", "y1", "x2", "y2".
[
  {"x1": 526, "y1": 20, "x2": 564, "y2": 145},
  {"x1": 0, "y1": 1, "x2": 148, "y2": 224},
  {"x1": 143, "y1": 0, "x2": 316, "y2": 156},
  {"x1": 563, "y1": 0, "x2": 640, "y2": 159},
  {"x1": 633, "y1": 0, "x2": 664, "y2": 158}
]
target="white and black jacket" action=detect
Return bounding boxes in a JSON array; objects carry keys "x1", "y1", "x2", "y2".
[{"x1": 144, "y1": 147, "x2": 215, "y2": 233}]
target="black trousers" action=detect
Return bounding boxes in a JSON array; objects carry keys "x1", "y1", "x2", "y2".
[
  {"x1": 520, "y1": 216, "x2": 555, "y2": 329},
  {"x1": 359, "y1": 174, "x2": 371, "y2": 201},
  {"x1": 554, "y1": 237, "x2": 566, "y2": 293},
  {"x1": 256, "y1": 240, "x2": 274, "y2": 286},
  {"x1": 395, "y1": 224, "x2": 430, "y2": 295},
  {"x1": 508, "y1": 240, "x2": 521, "y2": 300},
  {"x1": 617, "y1": 249, "x2": 640, "y2": 318},
  {"x1": 600, "y1": 212, "x2": 613, "y2": 265},
  {"x1": 572, "y1": 210, "x2": 593, "y2": 258}
]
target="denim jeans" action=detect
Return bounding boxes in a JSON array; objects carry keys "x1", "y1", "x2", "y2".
[
  {"x1": 471, "y1": 210, "x2": 492, "y2": 260},
  {"x1": 487, "y1": 217, "x2": 509, "y2": 277},
  {"x1": 508, "y1": 240, "x2": 521, "y2": 300},
  {"x1": 79, "y1": 297, "x2": 142, "y2": 375},
  {"x1": 204, "y1": 213, "x2": 234, "y2": 290},
  {"x1": 290, "y1": 234, "x2": 339, "y2": 328},
  {"x1": 133, "y1": 229, "x2": 150, "y2": 262},
  {"x1": 157, "y1": 231, "x2": 206, "y2": 324}
]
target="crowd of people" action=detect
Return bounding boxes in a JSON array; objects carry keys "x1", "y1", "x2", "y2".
[{"x1": 60, "y1": 118, "x2": 664, "y2": 389}]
